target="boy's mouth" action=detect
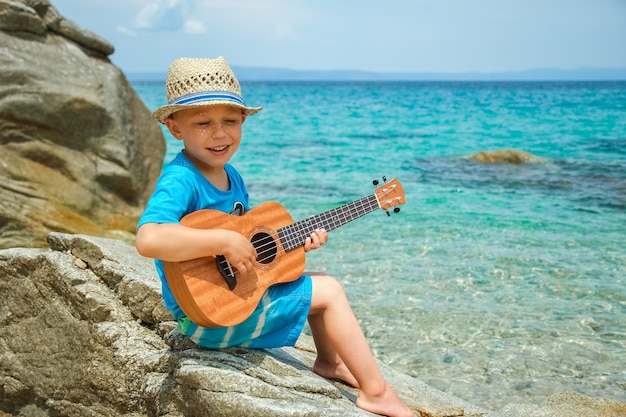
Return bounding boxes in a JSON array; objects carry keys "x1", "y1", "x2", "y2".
[{"x1": 208, "y1": 145, "x2": 228, "y2": 152}]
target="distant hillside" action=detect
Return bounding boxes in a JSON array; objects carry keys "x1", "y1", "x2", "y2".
[{"x1": 126, "y1": 67, "x2": 626, "y2": 82}]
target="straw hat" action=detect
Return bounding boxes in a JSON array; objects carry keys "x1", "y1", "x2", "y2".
[{"x1": 152, "y1": 56, "x2": 262, "y2": 123}]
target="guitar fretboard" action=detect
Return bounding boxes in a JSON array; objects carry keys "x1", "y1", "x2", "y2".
[{"x1": 278, "y1": 194, "x2": 379, "y2": 252}]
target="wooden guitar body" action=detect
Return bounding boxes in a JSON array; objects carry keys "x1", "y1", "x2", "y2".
[{"x1": 162, "y1": 202, "x2": 305, "y2": 328}]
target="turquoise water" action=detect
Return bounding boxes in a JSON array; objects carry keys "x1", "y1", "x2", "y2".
[{"x1": 132, "y1": 80, "x2": 626, "y2": 410}]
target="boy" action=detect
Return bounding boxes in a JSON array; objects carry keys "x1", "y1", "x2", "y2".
[{"x1": 135, "y1": 56, "x2": 413, "y2": 417}]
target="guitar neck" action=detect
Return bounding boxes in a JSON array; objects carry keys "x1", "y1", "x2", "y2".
[{"x1": 278, "y1": 194, "x2": 379, "y2": 252}]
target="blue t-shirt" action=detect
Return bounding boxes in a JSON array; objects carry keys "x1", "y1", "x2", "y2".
[{"x1": 137, "y1": 151, "x2": 249, "y2": 318}]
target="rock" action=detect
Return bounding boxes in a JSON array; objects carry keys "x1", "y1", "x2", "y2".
[
  {"x1": 468, "y1": 149, "x2": 545, "y2": 164},
  {"x1": 0, "y1": 0, "x2": 165, "y2": 249},
  {"x1": 1, "y1": 233, "x2": 624, "y2": 416},
  {"x1": 485, "y1": 392, "x2": 626, "y2": 417},
  {"x1": 0, "y1": 232, "x2": 482, "y2": 416},
  {"x1": 39, "y1": 1, "x2": 115, "y2": 56}
]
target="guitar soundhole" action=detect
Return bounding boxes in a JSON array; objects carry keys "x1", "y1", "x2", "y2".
[{"x1": 252, "y1": 232, "x2": 277, "y2": 265}]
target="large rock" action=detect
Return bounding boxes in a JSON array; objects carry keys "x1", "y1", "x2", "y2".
[
  {"x1": 0, "y1": 0, "x2": 165, "y2": 249},
  {"x1": 1, "y1": 233, "x2": 625, "y2": 416},
  {"x1": 468, "y1": 149, "x2": 545, "y2": 164}
]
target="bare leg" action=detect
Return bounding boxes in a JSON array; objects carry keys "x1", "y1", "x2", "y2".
[
  {"x1": 309, "y1": 311, "x2": 360, "y2": 388},
  {"x1": 308, "y1": 272, "x2": 414, "y2": 417}
]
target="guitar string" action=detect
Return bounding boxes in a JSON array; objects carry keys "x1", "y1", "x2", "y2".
[
  {"x1": 226, "y1": 199, "x2": 377, "y2": 279},
  {"x1": 243, "y1": 194, "x2": 381, "y2": 266},
  {"x1": 274, "y1": 184, "x2": 403, "y2": 252},
  {"x1": 251, "y1": 189, "x2": 404, "y2": 264},
  {"x1": 266, "y1": 196, "x2": 376, "y2": 254},
  {"x1": 221, "y1": 185, "x2": 400, "y2": 277}
]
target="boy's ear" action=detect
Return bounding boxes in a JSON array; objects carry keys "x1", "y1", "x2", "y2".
[
  {"x1": 241, "y1": 113, "x2": 247, "y2": 124},
  {"x1": 164, "y1": 117, "x2": 183, "y2": 140}
]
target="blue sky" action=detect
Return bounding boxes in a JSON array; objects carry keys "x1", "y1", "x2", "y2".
[{"x1": 53, "y1": 0, "x2": 626, "y2": 74}]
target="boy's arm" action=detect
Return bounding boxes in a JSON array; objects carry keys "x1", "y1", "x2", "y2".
[{"x1": 136, "y1": 222, "x2": 258, "y2": 274}]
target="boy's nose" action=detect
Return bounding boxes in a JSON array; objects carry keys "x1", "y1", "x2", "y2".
[{"x1": 210, "y1": 123, "x2": 227, "y2": 136}]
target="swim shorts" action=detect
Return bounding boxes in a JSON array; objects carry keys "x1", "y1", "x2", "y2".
[{"x1": 178, "y1": 275, "x2": 312, "y2": 349}]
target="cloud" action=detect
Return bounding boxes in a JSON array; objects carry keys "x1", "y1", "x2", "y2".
[
  {"x1": 183, "y1": 19, "x2": 207, "y2": 35},
  {"x1": 116, "y1": 26, "x2": 137, "y2": 36},
  {"x1": 133, "y1": 0, "x2": 193, "y2": 32},
  {"x1": 127, "y1": 0, "x2": 206, "y2": 35},
  {"x1": 117, "y1": 0, "x2": 307, "y2": 41}
]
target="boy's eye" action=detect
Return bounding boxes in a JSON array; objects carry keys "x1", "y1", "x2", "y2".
[{"x1": 198, "y1": 119, "x2": 236, "y2": 124}]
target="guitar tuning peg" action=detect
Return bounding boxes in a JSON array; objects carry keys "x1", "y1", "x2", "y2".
[
  {"x1": 372, "y1": 179, "x2": 379, "y2": 186},
  {"x1": 383, "y1": 176, "x2": 388, "y2": 183},
  {"x1": 394, "y1": 207, "x2": 401, "y2": 214},
  {"x1": 386, "y1": 210, "x2": 390, "y2": 217}
]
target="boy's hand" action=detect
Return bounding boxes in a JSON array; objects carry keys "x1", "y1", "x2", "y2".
[
  {"x1": 222, "y1": 230, "x2": 257, "y2": 274},
  {"x1": 304, "y1": 229, "x2": 328, "y2": 252}
]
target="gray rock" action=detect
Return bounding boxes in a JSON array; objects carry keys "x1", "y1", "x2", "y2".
[
  {"x1": 0, "y1": 0, "x2": 165, "y2": 249},
  {"x1": 0, "y1": 232, "x2": 480, "y2": 416},
  {"x1": 1, "y1": 233, "x2": 624, "y2": 416}
]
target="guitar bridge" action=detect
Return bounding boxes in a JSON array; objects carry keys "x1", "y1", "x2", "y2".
[{"x1": 215, "y1": 255, "x2": 237, "y2": 290}]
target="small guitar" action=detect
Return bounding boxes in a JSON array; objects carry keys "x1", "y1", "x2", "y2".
[{"x1": 162, "y1": 178, "x2": 405, "y2": 328}]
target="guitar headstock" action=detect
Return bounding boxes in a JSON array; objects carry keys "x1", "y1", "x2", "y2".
[{"x1": 374, "y1": 178, "x2": 406, "y2": 212}]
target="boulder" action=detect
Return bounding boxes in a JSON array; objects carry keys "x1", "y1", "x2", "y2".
[
  {"x1": 0, "y1": 0, "x2": 165, "y2": 249},
  {"x1": 1, "y1": 233, "x2": 624, "y2": 416},
  {"x1": 468, "y1": 149, "x2": 545, "y2": 164},
  {"x1": 0, "y1": 233, "x2": 484, "y2": 416}
]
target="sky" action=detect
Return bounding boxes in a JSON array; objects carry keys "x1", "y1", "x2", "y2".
[{"x1": 53, "y1": 0, "x2": 626, "y2": 75}]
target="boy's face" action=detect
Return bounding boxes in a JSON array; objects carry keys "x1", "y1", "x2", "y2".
[{"x1": 165, "y1": 104, "x2": 246, "y2": 174}]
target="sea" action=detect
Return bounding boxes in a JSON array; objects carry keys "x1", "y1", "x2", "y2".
[{"x1": 131, "y1": 79, "x2": 626, "y2": 410}]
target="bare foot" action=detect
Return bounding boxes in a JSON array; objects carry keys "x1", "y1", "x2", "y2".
[
  {"x1": 356, "y1": 382, "x2": 414, "y2": 417},
  {"x1": 313, "y1": 358, "x2": 360, "y2": 388}
]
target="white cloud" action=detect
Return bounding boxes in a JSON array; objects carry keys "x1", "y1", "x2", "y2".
[
  {"x1": 133, "y1": 0, "x2": 192, "y2": 31},
  {"x1": 183, "y1": 20, "x2": 207, "y2": 35},
  {"x1": 127, "y1": 0, "x2": 206, "y2": 35},
  {"x1": 117, "y1": 0, "x2": 309, "y2": 42},
  {"x1": 193, "y1": 0, "x2": 311, "y2": 38},
  {"x1": 116, "y1": 26, "x2": 137, "y2": 36}
]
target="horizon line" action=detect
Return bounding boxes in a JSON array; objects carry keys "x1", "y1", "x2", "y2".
[{"x1": 125, "y1": 66, "x2": 626, "y2": 82}]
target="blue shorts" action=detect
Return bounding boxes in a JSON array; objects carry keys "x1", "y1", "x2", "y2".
[{"x1": 178, "y1": 275, "x2": 312, "y2": 349}]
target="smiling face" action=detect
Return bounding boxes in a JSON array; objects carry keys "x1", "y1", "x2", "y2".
[{"x1": 165, "y1": 104, "x2": 247, "y2": 184}]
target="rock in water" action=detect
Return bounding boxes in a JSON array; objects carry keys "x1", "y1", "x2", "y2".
[
  {"x1": 0, "y1": 0, "x2": 165, "y2": 249},
  {"x1": 468, "y1": 149, "x2": 545, "y2": 164}
]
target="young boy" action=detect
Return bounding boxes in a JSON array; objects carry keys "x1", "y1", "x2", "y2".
[{"x1": 135, "y1": 56, "x2": 413, "y2": 417}]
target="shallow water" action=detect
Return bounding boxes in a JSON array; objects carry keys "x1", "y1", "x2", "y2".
[{"x1": 132, "y1": 80, "x2": 626, "y2": 409}]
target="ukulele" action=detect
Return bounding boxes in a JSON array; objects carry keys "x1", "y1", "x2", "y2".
[{"x1": 162, "y1": 178, "x2": 405, "y2": 328}]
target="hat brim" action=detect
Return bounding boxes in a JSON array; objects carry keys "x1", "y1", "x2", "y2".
[{"x1": 153, "y1": 101, "x2": 262, "y2": 124}]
